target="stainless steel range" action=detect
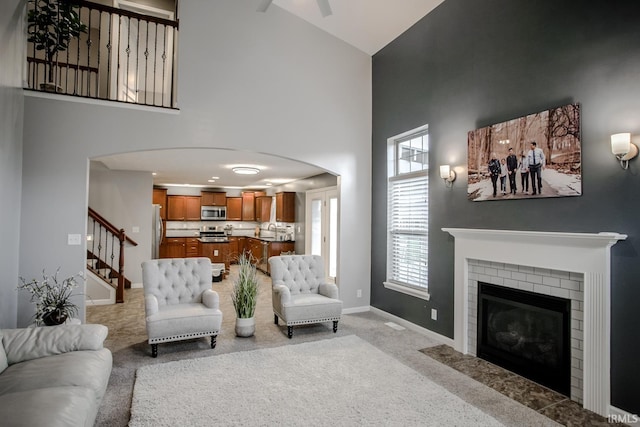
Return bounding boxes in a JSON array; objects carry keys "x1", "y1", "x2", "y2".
[{"x1": 199, "y1": 226, "x2": 229, "y2": 243}]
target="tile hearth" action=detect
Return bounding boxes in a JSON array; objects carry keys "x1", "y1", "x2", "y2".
[{"x1": 420, "y1": 345, "x2": 625, "y2": 427}]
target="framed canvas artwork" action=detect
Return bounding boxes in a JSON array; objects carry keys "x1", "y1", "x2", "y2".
[{"x1": 467, "y1": 103, "x2": 581, "y2": 201}]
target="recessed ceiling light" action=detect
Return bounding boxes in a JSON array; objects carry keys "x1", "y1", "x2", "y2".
[
  {"x1": 232, "y1": 167, "x2": 260, "y2": 175},
  {"x1": 152, "y1": 172, "x2": 157, "y2": 176},
  {"x1": 265, "y1": 182, "x2": 273, "y2": 186},
  {"x1": 211, "y1": 176, "x2": 219, "y2": 179},
  {"x1": 208, "y1": 179, "x2": 216, "y2": 183}
]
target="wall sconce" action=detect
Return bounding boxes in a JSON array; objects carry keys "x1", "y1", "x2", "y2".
[
  {"x1": 439, "y1": 165, "x2": 456, "y2": 187},
  {"x1": 611, "y1": 133, "x2": 638, "y2": 170}
]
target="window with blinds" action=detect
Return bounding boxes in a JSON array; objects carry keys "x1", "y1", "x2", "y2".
[{"x1": 385, "y1": 126, "x2": 429, "y2": 299}]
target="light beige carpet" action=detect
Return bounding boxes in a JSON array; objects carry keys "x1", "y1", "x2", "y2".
[{"x1": 130, "y1": 335, "x2": 504, "y2": 426}]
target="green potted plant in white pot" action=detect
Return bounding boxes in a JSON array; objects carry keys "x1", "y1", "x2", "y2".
[
  {"x1": 231, "y1": 253, "x2": 259, "y2": 337},
  {"x1": 17, "y1": 268, "x2": 82, "y2": 326},
  {"x1": 27, "y1": 0, "x2": 88, "y2": 92}
]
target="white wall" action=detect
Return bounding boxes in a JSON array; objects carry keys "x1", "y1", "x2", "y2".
[
  {"x1": 88, "y1": 161, "x2": 153, "y2": 285},
  {"x1": 19, "y1": 0, "x2": 372, "y2": 325},
  {"x1": 0, "y1": 0, "x2": 25, "y2": 328}
]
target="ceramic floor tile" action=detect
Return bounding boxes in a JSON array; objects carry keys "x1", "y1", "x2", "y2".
[{"x1": 488, "y1": 374, "x2": 567, "y2": 411}]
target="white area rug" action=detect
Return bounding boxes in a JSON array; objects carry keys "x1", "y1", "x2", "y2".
[{"x1": 130, "y1": 335, "x2": 503, "y2": 426}]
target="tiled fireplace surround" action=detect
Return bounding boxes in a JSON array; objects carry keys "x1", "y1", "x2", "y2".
[
  {"x1": 466, "y1": 259, "x2": 584, "y2": 402},
  {"x1": 442, "y1": 228, "x2": 627, "y2": 417}
]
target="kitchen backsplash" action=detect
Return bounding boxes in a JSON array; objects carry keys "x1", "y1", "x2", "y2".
[{"x1": 165, "y1": 220, "x2": 295, "y2": 239}]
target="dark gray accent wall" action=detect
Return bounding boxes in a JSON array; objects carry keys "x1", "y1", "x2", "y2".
[{"x1": 372, "y1": 0, "x2": 640, "y2": 414}]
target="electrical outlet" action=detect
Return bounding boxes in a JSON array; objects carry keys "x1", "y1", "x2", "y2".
[
  {"x1": 357, "y1": 289, "x2": 362, "y2": 298},
  {"x1": 431, "y1": 308, "x2": 438, "y2": 321},
  {"x1": 214, "y1": 250, "x2": 219, "y2": 256}
]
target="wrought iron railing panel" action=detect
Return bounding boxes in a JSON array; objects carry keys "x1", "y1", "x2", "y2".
[{"x1": 26, "y1": 0, "x2": 178, "y2": 109}]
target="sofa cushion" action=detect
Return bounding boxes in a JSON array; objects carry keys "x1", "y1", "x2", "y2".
[
  {"x1": 0, "y1": 349, "x2": 112, "y2": 399},
  {"x1": 0, "y1": 386, "x2": 99, "y2": 427},
  {"x1": 0, "y1": 330, "x2": 7, "y2": 374},
  {"x1": 2, "y1": 324, "x2": 108, "y2": 365},
  {"x1": 281, "y1": 293, "x2": 342, "y2": 323},
  {"x1": 145, "y1": 303, "x2": 222, "y2": 341}
]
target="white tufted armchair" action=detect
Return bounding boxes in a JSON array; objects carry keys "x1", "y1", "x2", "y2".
[
  {"x1": 141, "y1": 257, "x2": 222, "y2": 357},
  {"x1": 269, "y1": 255, "x2": 342, "y2": 339}
]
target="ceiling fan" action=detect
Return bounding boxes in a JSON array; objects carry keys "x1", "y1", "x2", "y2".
[{"x1": 257, "y1": 0, "x2": 333, "y2": 18}]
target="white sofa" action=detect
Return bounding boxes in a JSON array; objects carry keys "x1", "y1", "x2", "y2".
[
  {"x1": 269, "y1": 255, "x2": 342, "y2": 338},
  {"x1": 0, "y1": 324, "x2": 112, "y2": 427},
  {"x1": 142, "y1": 257, "x2": 222, "y2": 357}
]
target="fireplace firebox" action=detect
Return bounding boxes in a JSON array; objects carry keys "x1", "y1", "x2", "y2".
[{"x1": 477, "y1": 282, "x2": 571, "y2": 396}]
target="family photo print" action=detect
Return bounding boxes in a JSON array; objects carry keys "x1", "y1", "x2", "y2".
[{"x1": 467, "y1": 103, "x2": 582, "y2": 202}]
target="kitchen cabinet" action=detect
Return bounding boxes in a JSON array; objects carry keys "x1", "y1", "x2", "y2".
[
  {"x1": 245, "y1": 238, "x2": 295, "y2": 275},
  {"x1": 226, "y1": 197, "x2": 242, "y2": 221},
  {"x1": 167, "y1": 195, "x2": 201, "y2": 220},
  {"x1": 185, "y1": 237, "x2": 200, "y2": 257},
  {"x1": 255, "y1": 196, "x2": 272, "y2": 222},
  {"x1": 276, "y1": 192, "x2": 296, "y2": 223},
  {"x1": 153, "y1": 188, "x2": 167, "y2": 220},
  {"x1": 266, "y1": 241, "x2": 295, "y2": 274},
  {"x1": 246, "y1": 238, "x2": 263, "y2": 266},
  {"x1": 228, "y1": 237, "x2": 240, "y2": 264},
  {"x1": 241, "y1": 191, "x2": 267, "y2": 221},
  {"x1": 201, "y1": 191, "x2": 226, "y2": 206},
  {"x1": 241, "y1": 192, "x2": 255, "y2": 221},
  {"x1": 200, "y1": 242, "x2": 230, "y2": 274},
  {"x1": 160, "y1": 237, "x2": 186, "y2": 258}
]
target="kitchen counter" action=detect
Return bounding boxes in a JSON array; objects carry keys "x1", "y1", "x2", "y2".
[{"x1": 246, "y1": 236, "x2": 294, "y2": 243}]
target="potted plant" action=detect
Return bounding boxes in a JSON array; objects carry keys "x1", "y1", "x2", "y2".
[
  {"x1": 27, "y1": 0, "x2": 88, "y2": 92},
  {"x1": 17, "y1": 268, "x2": 82, "y2": 326},
  {"x1": 231, "y1": 253, "x2": 259, "y2": 337}
]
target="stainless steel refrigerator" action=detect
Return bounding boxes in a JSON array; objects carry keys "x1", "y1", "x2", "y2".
[{"x1": 151, "y1": 204, "x2": 163, "y2": 259}]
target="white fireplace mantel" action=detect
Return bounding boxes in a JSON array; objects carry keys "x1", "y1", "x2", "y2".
[{"x1": 442, "y1": 228, "x2": 627, "y2": 417}]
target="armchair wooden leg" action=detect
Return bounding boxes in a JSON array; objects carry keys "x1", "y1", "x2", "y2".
[
  {"x1": 211, "y1": 335, "x2": 217, "y2": 349},
  {"x1": 287, "y1": 326, "x2": 293, "y2": 339},
  {"x1": 151, "y1": 344, "x2": 158, "y2": 358},
  {"x1": 333, "y1": 321, "x2": 338, "y2": 333},
  {"x1": 274, "y1": 314, "x2": 279, "y2": 325}
]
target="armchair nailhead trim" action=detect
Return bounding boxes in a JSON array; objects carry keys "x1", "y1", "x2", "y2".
[{"x1": 149, "y1": 330, "x2": 219, "y2": 344}]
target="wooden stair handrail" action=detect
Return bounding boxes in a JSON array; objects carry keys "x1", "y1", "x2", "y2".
[
  {"x1": 88, "y1": 207, "x2": 138, "y2": 303},
  {"x1": 88, "y1": 207, "x2": 138, "y2": 247}
]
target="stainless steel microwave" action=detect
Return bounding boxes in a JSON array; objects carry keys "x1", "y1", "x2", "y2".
[{"x1": 201, "y1": 206, "x2": 226, "y2": 221}]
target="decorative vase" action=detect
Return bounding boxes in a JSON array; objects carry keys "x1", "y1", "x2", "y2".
[
  {"x1": 235, "y1": 317, "x2": 255, "y2": 337},
  {"x1": 42, "y1": 309, "x2": 67, "y2": 326}
]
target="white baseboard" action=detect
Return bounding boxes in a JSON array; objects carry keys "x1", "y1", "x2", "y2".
[
  {"x1": 608, "y1": 406, "x2": 639, "y2": 425},
  {"x1": 342, "y1": 306, "x2": 370, "y2": 315},
  {"x1": 369, "y1": 306, "x2": 455, "y2": 347},
  {"x1": 131, "y1": 282, "x2": 143, "y2": 289},
  {"x1": 86, "y1": 297, "x2": 114, "y2": 306}
]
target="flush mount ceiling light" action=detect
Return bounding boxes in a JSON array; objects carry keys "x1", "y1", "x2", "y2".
[{"x1": 232, "y1": 166, "x2": 260, "y2": 175}]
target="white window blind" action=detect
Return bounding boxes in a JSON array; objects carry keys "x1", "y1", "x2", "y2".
[{"x1": 388, "y1": 171, "x2": 428, "y2": 290}]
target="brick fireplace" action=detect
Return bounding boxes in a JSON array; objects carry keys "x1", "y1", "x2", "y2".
[{"x1": 442, "y1": 228, "x2": 626, "y2": 417}]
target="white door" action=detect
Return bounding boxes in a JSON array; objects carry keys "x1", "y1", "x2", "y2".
[{"x1": 305, "y1": 187, "x2": 338, "y2": 282}]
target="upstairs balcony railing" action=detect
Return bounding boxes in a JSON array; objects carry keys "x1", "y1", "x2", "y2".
[{"x1": 26, "y1": 0, "x2": 178, "y2": 109}]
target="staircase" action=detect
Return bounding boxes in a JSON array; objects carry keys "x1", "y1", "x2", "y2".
[{"x1": 87, "y1": 207, "x2": 138, "y2": 303}]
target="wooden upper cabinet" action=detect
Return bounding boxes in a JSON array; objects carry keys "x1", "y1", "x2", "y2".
[
  {"x1": 226, "y1": 197, "x2": 242, "y2": 221},
  {"x1": 241, "y1": 192, "x2": 256, "y2": 221},
  {"x1": 276, "y1": 192, "x2": 296, "y2": 222},
  {"x1": 201, "y1": 191, "x2": 226, "y2": 206},
  {"x1": 152, "y1": 188, "x2": 167, "y2": 220},
  {"x1": 167, "y1": 195, "x2": 201, "y2": 220},
  {"x1": 255, "y1": 196, "x2": 272, "y2": 223}
]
